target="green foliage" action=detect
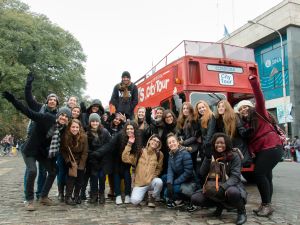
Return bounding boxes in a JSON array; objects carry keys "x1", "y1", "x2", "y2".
[{"x1": 0, "y1": 0, "x2": 87, "y2": 139}]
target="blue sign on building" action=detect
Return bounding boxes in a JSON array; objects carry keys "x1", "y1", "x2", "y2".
[{"x1": 254, "y1": 36, "x2": 289, "y2": 100}]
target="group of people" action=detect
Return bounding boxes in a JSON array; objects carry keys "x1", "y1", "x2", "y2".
[{"x1": 1, "y1": 71, "x2": 284, "y2": 225}]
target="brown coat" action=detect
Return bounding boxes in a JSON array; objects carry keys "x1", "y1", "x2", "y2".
[
  {"x1": 61, "y1": 135, "x2": 88, "y2": 170},
  {"x1": 122, "y1": 144, "x2": 163, "y2": 187}
]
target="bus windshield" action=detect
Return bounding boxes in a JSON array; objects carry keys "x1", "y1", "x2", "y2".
[{"x1": 190, "y1": 92, "x2": 226, "y2": 112}]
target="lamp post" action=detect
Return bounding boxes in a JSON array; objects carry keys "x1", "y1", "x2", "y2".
[{"x1": 248, "y1": 20, "x2": 287, "y2": 133}]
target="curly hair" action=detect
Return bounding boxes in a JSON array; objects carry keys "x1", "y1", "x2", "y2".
[
  {"x1": 62, "y1": 119, "x2": 86, "y2": 148},
  {"x1": 194, "y1": 100, "x2": 214, "y2": 129},
  {"x1": 120, "y1": 121, "x2": 143, "y2": 155}
]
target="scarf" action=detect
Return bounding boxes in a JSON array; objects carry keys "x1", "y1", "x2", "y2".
[
  {"x1": 48, "y1": 123, "x2": 64, "y2": 158},
  {"x1": 118, "y1": 82, "x2": 131, "y2": 101}
]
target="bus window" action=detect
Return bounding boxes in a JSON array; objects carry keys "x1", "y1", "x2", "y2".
[
  {"x1": 188, "y1": 61, "x2": 200, "y2": 84},
  {"x1": 190, "y1": 92, "x2": 226, "y2": 111},
  {"x1": 161, "y1": 99, "x2": 170, "y2": 110}
]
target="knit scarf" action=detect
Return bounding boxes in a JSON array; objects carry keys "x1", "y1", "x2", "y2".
[
  {"x1": 48, "y1": 123, "x2": 64, "y2": 158},
  {"x1": 118, "y1": 82, "x2": 131, "y2": 101}
]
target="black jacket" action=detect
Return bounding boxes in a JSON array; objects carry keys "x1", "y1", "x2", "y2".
[
  {"x1": 110, "y1": 82, "x2": 138, "y2": 118},
  {"x1": 201, "y1": 151, "x2": 247, "y2": 202},
  {"x1": 87, "y1": 128, "x2": 112, "y2": 173},
  {"x1": 7, "y1": 98, "x2": 60, "y2": 158}
]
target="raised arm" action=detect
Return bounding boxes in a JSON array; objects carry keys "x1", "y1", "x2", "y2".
[
  {"x1": 249, "y1": 74, "x2": 268, "y2": 117},
  {"x1": 24, "y1": 72, "x2": 43, "y2": 112},
  {"x1": 2, "y1": 91, "x2": 48, "y2": 123}
]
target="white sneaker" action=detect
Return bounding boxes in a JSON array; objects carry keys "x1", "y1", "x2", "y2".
[
  {"x1": 124, "y1": 195, "x2": 131, "y2": 204},
  {"x1": 116, "y1": 195, "x2": 123, "y2": 205}
]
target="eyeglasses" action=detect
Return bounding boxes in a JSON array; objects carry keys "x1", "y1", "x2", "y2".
[
  {"x1": 151, "y1": 139, "x2": 160, "y2": 144},
  {"x1": 165, "y1": 115, "x2": 173, "y2": 119}
]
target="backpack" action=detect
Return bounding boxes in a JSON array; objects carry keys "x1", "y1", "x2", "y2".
[{"x1": 203, "y1": 156, "x2": 227, "y2": 198}]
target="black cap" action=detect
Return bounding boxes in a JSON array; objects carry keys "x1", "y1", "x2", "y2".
[{"x1": 121, "y1": 71, "x2": 131, "y2": 79}]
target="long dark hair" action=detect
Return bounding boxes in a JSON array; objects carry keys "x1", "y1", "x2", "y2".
[{"x1": 120, "y1": 121, "x2": 143, "y2": 155}]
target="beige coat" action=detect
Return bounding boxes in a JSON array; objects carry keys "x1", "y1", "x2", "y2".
[{"x1": 122, "y1": 144, "x2": 163, "y2": 187}]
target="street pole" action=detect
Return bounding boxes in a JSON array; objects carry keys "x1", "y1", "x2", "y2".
[{"x1": 248, "y1": 20, "x2": 287, "y2": 134}]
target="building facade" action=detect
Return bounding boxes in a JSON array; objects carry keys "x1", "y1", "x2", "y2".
[{"x1": 220, "y1": 0, "x2": 300, "y2": 138}]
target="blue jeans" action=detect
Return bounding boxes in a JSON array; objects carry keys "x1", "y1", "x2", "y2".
[
  {"x1": 24, "y1": 162, "x2": 46, "y2": 199},
  {"x1": 56, "y1": 153, "x2": 67, "y2": 187},
  {"x1": 164, "y1": 184, "x2": 181, "y2": 200},
  {"x1": 114, "y1": 169, "x2": 131, "y2": 196}
]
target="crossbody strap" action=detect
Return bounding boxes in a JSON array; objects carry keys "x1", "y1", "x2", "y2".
[{"x1": 68, "y1": 146, "x2": 76, "y2": 162}]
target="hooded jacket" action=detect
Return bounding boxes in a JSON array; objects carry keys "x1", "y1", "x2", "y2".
[{"x1": 122, "y1": 135, "x2": 164, "y2": 187}]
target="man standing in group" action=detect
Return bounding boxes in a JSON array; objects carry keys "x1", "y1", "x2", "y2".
[{"x1": 110, "y1": 71, "x2": 138, "y2": 120}]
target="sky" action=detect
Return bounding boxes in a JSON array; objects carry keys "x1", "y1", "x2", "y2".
[{"x1": 21, "y1": 0, "x2": 283, "y2": 107}]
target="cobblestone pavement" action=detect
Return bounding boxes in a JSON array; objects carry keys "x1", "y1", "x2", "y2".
[{"x1": 0, "y1": 156, "x2": 299, "y2": 225}]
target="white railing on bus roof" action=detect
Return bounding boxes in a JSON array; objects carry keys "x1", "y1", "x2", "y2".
[{"x1": 135, "y1": 40, "x2": 255, "y2": 85}]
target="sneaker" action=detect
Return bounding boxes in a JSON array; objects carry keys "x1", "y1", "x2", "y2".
[
  {"x1": 39, "y1": 197, "x2": 57, "y2": 206},
  {"x1": 116, "y1": 195, "x2": 123, "y2": 205},
  {"x1": 166, "y1": 200, "x2": 176, "y2": 209},
  {"x1": 147, "y1": 196, "x2": 156, "y2": 208},
  {"x1": 124, "y1": 195, "x2": 131, "y2": 204},
  {"x1": 25, "y1": 201, "x2": 36, "y2": 211},
  {"x1": 186, "y1": 204, "x2": 198, "y2": 212}
]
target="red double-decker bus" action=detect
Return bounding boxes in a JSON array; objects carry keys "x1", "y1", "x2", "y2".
[{"x1": 135, "y1": 40, "x2": 258, "y2": 175}]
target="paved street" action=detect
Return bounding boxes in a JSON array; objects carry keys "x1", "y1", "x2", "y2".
[{"x1": 0, "y1": 156, "x2": 299, "y2": 225}]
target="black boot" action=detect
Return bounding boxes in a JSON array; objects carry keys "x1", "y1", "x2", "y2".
[
  {"x1": 89, "y1": 194, "x2": 98, "y2": 204},
  {"x1": 99, "y1": 193, "x2": 105, "y2": 204},
  {"x1": 74, "y1": 196, "x2": 81, "y2": 204},
  {"x1": 65, "y1": 197, "x2": 76, "y2": 205},
  {"x1": 236, "y1": 207, "x2": 247, "y2": 225},
  {"x1": 213, "y1": 205, "x2": 223, "y2": 217},
  {"x1": 57, "y1": 184, "x2": 65, "y2": 202}
]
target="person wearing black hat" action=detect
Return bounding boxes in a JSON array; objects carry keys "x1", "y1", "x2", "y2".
[
  {"x1": 2, "y1": 91, "x2": 71, "y2": 211},
  {"x1": 110, "y1": 71, "x2": 138, "y2": 120},
  {"x1": 24, "y1": 72, "x2": 59, "y2": 203}
]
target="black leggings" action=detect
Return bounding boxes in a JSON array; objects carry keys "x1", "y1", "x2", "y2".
[{"x1": 254, "y1": 146, "x2": 283, "y2": 204}]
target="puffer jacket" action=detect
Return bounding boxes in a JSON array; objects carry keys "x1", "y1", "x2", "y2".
[{"x1": 167, "y1": 147, "x2": 194, "y2": 185}]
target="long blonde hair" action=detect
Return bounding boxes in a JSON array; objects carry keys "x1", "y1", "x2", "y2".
[
  {"x1": 215, "y1": 100, "x2": 236, "y2": 138},
  {"x1": 194, "y1": 100, "x2": 213, "y2": 129}
]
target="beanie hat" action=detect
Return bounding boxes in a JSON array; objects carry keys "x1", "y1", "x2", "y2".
[
  {"x1": 236, "y1": 100, "x2": 254, "y2": 112},
  {"x1": 56, "y1": 107, "x2": 71, "y2": 119},
  {"x1": 89, "y1": 113, "x2": 101, "y2": 124},
  {"x1": 121, "y1": 71, "x2": 131, "y2": 79},
  {"x1": 46, "y1": 93, "x2": 59, "y2": 105}
]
